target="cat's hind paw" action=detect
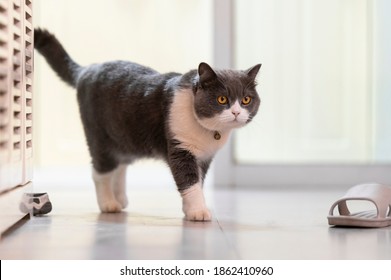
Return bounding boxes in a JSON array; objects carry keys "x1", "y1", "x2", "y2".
[
  {"x1": 99, "y1": 200, "x2": 123, "y2": 213},
  {"x1": 184, "y1": 208, "x2": 212, "y2": 222}
]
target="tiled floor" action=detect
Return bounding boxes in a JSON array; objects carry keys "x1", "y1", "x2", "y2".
[{"x1": 1, "y1": 178, "x2": 391, "y2": 260}]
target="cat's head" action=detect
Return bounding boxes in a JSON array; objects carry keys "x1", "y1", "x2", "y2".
[{"x1": 193, "y1": 62, "x2": 261, "y2": 132}]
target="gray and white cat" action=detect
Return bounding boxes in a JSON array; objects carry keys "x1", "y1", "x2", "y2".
[{"x1": 34, "y1": 28, "x2": 261, "y2": 221}]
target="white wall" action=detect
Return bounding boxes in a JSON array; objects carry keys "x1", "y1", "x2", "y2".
[{"x1": 373, "y1": 0, "x2": 391, "y2": 162}]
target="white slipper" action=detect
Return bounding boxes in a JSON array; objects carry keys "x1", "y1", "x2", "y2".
[{"x1": 328, "y1": 183, "x2": 391, "y2": 228}]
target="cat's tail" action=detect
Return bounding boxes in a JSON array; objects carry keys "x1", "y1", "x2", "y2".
[{"x1": 34, "y1": 28, "x2": 82, "y2": 87}]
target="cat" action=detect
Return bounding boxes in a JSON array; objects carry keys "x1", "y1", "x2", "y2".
[{"x1": 34, "y1": 28, "x2": 261, "y2": 221}]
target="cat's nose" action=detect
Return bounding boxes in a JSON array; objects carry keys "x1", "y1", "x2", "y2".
[
  {"x1": 232, "y1": 111, "x2": 240, "y2": 117},
  {"x1": 231, "y1": 101, "x2": 241, "y2": 118}
]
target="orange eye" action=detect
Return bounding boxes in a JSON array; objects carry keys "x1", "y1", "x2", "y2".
[
  {"x1": 217, "y1": 96, "x2": 228, "y2": 105},
  {"x1": 242, "y1": 96, "x2": 252, "y2": 105}
]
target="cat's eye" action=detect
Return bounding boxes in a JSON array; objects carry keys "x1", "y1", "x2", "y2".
[
  {"x1": 217, "y1": 96, "x2": 228, "y2": 105},
  {"x1": 242, "y1": 96, "x2": 252, "y2": 105}
]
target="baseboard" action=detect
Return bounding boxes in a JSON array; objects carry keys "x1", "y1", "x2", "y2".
[{"x1": 0, "y1": 182, "x2": 32, "y2": 237}]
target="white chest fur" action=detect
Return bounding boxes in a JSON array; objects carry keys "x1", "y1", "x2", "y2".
[{"x1": 168, "y1": 89, "x2": 231, "y2": 160}]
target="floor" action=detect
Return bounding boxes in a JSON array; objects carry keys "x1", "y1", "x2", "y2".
[{"x1": 1, "y1": 173, "x2": 391, "y2": 260}]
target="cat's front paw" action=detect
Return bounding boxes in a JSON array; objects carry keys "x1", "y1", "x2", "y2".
[
  {"x1": 184, "y1": 207, "x2": 212, "y2": 222},
  {"x1": 99, "y1": 200, "x2": 123, "y2": 213},
  {"x1": 180, "y1": 184, "x2": 211, "y2": 222},
  {"x1": 115, "y1": 194, "x2": 128, "y2": 209}
]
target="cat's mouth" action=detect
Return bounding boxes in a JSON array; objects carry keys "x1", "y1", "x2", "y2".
[
  {"x1": 229, "y1": 118, "x2": 247, "y2": 127},
  {"x1": 196, "y1": 114, "x2": 248, "y2": 132},
  {"x1": 217, "y1": 116, "x2": 248, "y2": 130},
  {"x1": 229, "y1": 114, "x2": 249, "y2": 124}
]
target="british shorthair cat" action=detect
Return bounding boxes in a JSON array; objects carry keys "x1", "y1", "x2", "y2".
[{"x1": 34, "y1": 28, "x2": 261, "y2": 221}]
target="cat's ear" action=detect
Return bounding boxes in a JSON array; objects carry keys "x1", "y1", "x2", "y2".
[
  {"x1": 198, "y1": 62, "x2": 217, "y2": 85},
  {"x1": 246, "y1": 64, "x2": 262, "y2": 81}
]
